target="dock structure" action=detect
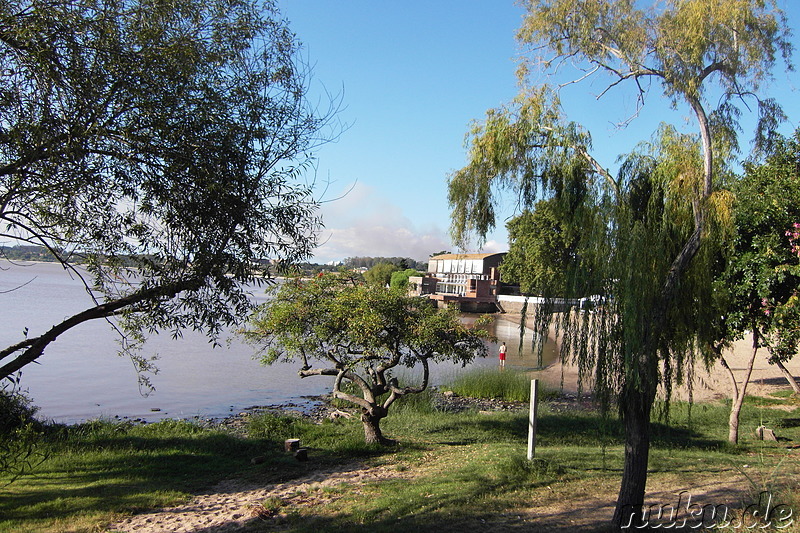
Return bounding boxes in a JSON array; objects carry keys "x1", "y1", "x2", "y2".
[{"x1": 410, "y1": 252, "x2": 506, "y2": 313}]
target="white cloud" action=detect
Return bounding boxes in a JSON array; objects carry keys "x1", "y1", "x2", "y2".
[
  {"x1": 310, "y1": 181, "x2": 509, "y2": 264},
  {"x1": 312, "y1": 182, "x2": 451, "y2": 263},
  {"x1": 478, "y1": 239, "x2": 506, "y2": 255}
]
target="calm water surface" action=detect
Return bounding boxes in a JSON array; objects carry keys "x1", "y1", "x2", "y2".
[{"x1": 1, "y1": 261, "x2": 556, "y2": 423}]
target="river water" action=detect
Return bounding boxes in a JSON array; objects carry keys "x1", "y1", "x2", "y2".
[{"x1": 1, "y1": 261, "x2": 556, "y2": 423}]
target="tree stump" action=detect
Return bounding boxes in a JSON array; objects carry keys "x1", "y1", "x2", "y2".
[
  {"x1": 755, "y1": 426, "x2": 777, "y2": 441},
  {"x1": 294, "y1": 448, "x2": 308, "y2": 461},
  {"x1": 284, "y1": 438, "x2": 301, "y2": 452}
]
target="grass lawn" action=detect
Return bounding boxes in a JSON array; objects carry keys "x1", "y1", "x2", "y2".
[{"x1": 2, "y1": 371, "x2": 800, "y2": 532}]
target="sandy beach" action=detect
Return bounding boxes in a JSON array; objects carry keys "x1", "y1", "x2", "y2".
[{"x1": 503, "y1": 312, "x2": 800, "y2": 404}]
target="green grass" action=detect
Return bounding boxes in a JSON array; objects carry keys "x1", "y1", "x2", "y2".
[
  {"x1": 441, "y1": 367, "x2": 559, "y2": 402},
  {"x1": 2, "y1": 394, "x2": 799, "y2": 532},
  {"x1": 0, "y1": 417, "x2": 363, "y2": 533}
]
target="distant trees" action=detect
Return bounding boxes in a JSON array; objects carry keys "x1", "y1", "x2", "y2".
[
  {"x1": 343, "y1": 256, "x2": 426, "y2": 271},
  {"x1": 0, "y1": 0, "x2": 333, "y2": 382},
  {"x1": 243, "y1": 272, "x2": 489, "y2": 444},
  {"x1": 0, "y1": 245, "x2": 58, "y2": 263}
]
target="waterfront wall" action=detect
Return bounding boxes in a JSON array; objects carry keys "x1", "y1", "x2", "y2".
[{"x1": 497, "y1": 295, "x2": 578, "y2": 314}]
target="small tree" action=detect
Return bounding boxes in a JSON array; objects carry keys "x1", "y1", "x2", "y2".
[
  {"x1": 710, "y1": 131, "x2": 800, "y2": 443},
  {"x1": 501, "y1": 199, "x2": 582, "y2": 298},
  {"x1": 364, "y1": 262, "x2": 400, "y2": 287},
  {"x1": 390, "y1": 269, "x2": 422, "y2": 292},
  {"x1": 243, "y1": 272, "x2": 490, "y2": 444}
]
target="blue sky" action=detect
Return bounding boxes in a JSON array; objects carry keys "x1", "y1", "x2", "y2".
[{"x1": 278, "y1": 1, "x2": 800, "y2": 265}]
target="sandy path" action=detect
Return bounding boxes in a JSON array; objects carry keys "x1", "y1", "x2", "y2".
[{"x1": 105, "y1": 461, "x2": 411, "y2": 532}]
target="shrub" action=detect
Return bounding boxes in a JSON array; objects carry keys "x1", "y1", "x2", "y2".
[
  {"x1": 0, "y1": 381, "x2": 39, "y2": 434},
  {"x1": 0, "y1": 380, "x2": 47, "y2": 486}
]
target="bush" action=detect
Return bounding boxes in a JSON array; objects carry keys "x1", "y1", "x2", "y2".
[
  {"x1": 0, "y1": 382, "x2": 39, "y2": 434},
  {"x1": 0, "y1": 380, "x2": 47, "y2": 486}
]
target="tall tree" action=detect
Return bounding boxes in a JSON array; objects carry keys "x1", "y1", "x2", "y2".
[
  {"x1": 0, "y1": 0, "x2": 335, "y2": 382},
  {"x1": 243, "y1": 272, "x2": 489, "y2": 444},
  {"x1": 448, "y1": 0, "x2": 791, "y2": 527}
]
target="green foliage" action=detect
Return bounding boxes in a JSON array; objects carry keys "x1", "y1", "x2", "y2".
[
  {"x1": 446, "y1": 0, "x2": 793, "y2": 415},
  {"x1": 714, "y1": 131, "x2": 800, "y2": 363},
  {"x1": 0, "y1": 0, "x2": 332, "y2": 380},
  {"x1": 389, "y1": 269, "x2": 422, "y2": 291},
  {"x1": 0, "y1": 382, "x2": 38, "y2": 434},
  {"x1": 502, "y1": 200, "x2": 581, "y2": 297},
  {"x1": 243, "y1": 271, "x2": 491, "y2": 443},
  {"x1": 516, "y1": 0, "x2": 791, "y2": 155},
  {"x1": 448, "y1": 0, "x2": 792, "y2": 524},
  {"x1": 246, "y1": 272, "x2": 489, "y2": 371},
  {"x1": 0, "y1": 383, "x2": 46, "y2": 487},
  {"x1": 364, "y1": 262, "x2": 400, "y2": 287}
]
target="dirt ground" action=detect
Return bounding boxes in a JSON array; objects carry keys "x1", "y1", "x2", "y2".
[{"x1": 104, "y1": 321, "x2": 800, "y2": 533}]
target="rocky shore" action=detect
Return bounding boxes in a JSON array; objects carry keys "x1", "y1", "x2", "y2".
[{"x1": 207, "y1": 389, "x2": 598, "y2": 436}]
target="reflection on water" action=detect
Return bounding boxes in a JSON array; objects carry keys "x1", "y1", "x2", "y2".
[
  {"x1": 467, "y1": 314, "x2": 558, "y2": 370},
  {"x1": 1, "y1": 261, "x2": 560, "y2": 423}
]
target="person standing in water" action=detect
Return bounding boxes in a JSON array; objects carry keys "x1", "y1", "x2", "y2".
[{"x1": 498, "y1": 342, "x2": 507, "y2": 368}]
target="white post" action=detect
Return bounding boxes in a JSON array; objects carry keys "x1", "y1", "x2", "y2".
[{"x1": 527, "y1": 379, "x2": 539, "y2": 460}]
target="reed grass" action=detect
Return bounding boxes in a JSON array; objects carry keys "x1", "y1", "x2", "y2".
[{"x1": 441, "y1": 367, "x2": 557, "y2": 402}]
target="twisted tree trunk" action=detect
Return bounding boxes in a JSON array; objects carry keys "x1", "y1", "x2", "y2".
[{"x1": 360, "y1": 405, "x2": 395, "y2": 445}]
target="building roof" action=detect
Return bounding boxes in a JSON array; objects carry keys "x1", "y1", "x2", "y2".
[{"x1": 429, "y1": 252, "x2": 505, "y2": 261}]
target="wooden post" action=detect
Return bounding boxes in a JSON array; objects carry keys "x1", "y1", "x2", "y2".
[{"x1": 527, "y1": 379, "x2": 539, "y2": 460}]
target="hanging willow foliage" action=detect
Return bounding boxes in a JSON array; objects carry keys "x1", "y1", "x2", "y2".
[{"x1": 452, "y1": 2, "x2": 791, "y2": 526}]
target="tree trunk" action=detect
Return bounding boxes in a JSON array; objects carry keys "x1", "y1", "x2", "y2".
[
  {"x1": 360, "y1": 407, "x2": 395, "y2": 446},
  {"x1": 728, "y1": 333, "x2": 760, "y2": 444},
  {"x1": 612, "y1": 389, "x2": 654, "y2": 529},
  {"x1": 773, "y1": 359, "x2": 800, "y2": 394}
]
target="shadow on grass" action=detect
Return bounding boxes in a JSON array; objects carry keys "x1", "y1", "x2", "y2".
[
  {"x1": 0, "y1": 424, "x2": 363, "y2": 529},
  {"x1": 190, "y1": 513, "x2": 607, "y2": 533},
  {"x1": 409, "y1": 407, "x2": 724, "y2": 452},
  {"x1": 1, "y1": 406, "x2": 739, "y2": 532}
]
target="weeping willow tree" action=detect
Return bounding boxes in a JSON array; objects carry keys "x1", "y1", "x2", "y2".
[{"x1": 448, "y1": 1, "x2": 791, "y2": 528}]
